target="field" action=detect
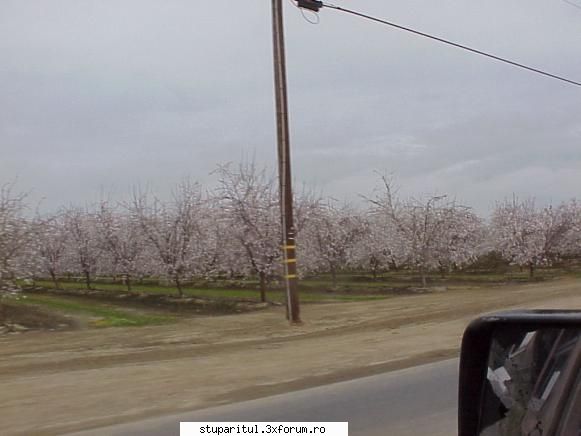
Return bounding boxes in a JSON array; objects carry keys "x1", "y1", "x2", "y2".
[
  {"x1": 1, "y1": 267, "x2": 570, "y2": 334},
  {"x1": 9, "y1": 266, "x2": 572, "y2": 313},
  {"x1": 1, "y1": 271, "x2": 580, "y2": 435}
]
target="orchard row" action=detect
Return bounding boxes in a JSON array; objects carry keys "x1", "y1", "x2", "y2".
[{"x1": 1, "y1": 163, "x2": 580, "y2": 298}]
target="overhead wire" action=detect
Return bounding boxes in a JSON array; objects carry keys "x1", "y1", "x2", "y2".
[
  {"x1": 319, "y1": 2, "x2": 581, "y2": 88},
  {"x1": 287, "y1": 0, "x2": 321, "y2": 24},
  {"x1": 300, "y1": 8, "x2": 321, "y2": 24}
]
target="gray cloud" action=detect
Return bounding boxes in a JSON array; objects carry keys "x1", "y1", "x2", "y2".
[{"x1": 1, "y1": 0, "x2": 580, "y2": 215}]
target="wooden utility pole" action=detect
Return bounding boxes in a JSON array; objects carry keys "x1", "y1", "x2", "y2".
[{"x1": 271, "y1": 0, "x2": 301, "y2": 324}]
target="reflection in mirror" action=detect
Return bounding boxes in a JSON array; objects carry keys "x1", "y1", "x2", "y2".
[{"x1": 478, "y1": 327, "x2": 581, "y2": 436}]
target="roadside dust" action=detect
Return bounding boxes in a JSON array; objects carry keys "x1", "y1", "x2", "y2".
[
  {"x1": 0, "y1": 301, "x2": 78, "y2": 332},
  {"x1": 1, "y1": 278, "x2": 580, "y2": 435}
]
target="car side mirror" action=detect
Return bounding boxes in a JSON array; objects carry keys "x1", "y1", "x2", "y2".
[{"x1": 458, "y1": 310, "x2": 581, "y2": 436}]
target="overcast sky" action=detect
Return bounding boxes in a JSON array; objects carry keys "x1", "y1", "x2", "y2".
[{"x1": 1, "y1": 0, "x2": 580, "y2": 215}]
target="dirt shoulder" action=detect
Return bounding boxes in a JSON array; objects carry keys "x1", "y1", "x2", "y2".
[{"x1": 1, "y1": 278, "x2": 580, "y2": 435}]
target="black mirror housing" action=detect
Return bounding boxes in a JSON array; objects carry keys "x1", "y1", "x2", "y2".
[{"x1": 458, "y1": 310, "x2": 581, "y2": 436}]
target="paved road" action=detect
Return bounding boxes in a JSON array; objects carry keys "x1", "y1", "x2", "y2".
[{"x1": 69, "y1": 359, "x2": 459, "y2": 436}]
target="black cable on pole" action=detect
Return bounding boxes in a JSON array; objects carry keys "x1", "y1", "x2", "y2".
[{"x1": 321, "y1": 3, "x2": 581, "y2": 88}]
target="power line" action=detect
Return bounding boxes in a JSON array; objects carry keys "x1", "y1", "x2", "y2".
[
  {"x1": 287, "y1": 0, "x2": 321, "y2": 24},
  {"x1": 320, "y1": 2, "x2": 581, "y2": 88}
]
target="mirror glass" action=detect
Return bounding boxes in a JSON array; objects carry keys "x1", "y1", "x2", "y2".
[{"x1": 478, "y1": 326, "x2": 581, "y2": 436}]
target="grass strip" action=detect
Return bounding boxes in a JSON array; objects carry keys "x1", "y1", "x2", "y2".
[{"x1": 15, "y1": 294, "x2": 176, "y2": 328}]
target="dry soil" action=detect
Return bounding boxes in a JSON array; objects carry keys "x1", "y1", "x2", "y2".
[{"x1": 1, "y1": 278, "x2": 580, "y2": 435}]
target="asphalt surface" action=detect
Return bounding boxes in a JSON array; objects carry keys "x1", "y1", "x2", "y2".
[{"x1": 68, "y1": 358, "x2": 459, "y2": 436}]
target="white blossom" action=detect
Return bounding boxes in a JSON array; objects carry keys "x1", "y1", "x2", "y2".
[{"x1": 130, "y1": 180, "x2": 207, "y2": 297}]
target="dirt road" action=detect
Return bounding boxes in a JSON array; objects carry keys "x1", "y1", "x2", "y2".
[{"x1": 1, "y1": 279, "x2": 580, "y2": 435}]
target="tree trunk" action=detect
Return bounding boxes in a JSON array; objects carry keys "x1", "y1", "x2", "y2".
[
  {"x1": 175, "y1": 276, "x2": 184, "y2": 298},
  {"x1": 259, "y1": 271, "x2": 267, "y2": 302},
  {"x1": 50, "y1": 270, "x2": 60, "y2": 289},
  {"x1": 420, "y1": 266, "x2": 427, "y2": 288},
  {"x1": 331, "y1": 268, "x2": 337, "y2": 290},
  {"x1": 84, "y1": 271, "x2": 92, "y2": 290},
  {"x1": 370, "y1": 257, "x2": 378, "y2": 280},
  {"x1": 529, "y1": 263, "x2": 535, "y2": 279},
  {"x1": 125, "y1": 275, "x2": 132, "y2": 292}
]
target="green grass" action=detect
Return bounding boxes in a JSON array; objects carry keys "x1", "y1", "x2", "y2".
[
  {"x1": 29, "y1": 265, "x2": 576, "y2": 305},
  {"x1": 32, "y1": 280, "x2": 392, "y2": 303},
  {"x1": 14, "y1": 294, "x2": 176, "y2": 328},
  {"x1": 35, "y1": 281, "x2": 264, "y2": 298},
  {"x1": 14, "y1": 267, "x2": 578, "y2": 330}
]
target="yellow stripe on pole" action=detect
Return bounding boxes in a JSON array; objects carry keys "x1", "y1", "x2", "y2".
[
  {"x1": 282, "y1": 244, "x2": 296, "y2": 249},
  {"x1": 285, "y1": 274, "x2": 297, "y2": 279},
  {"x1": 283, "y1": 258, "x2": 297, "y2": 264}
]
